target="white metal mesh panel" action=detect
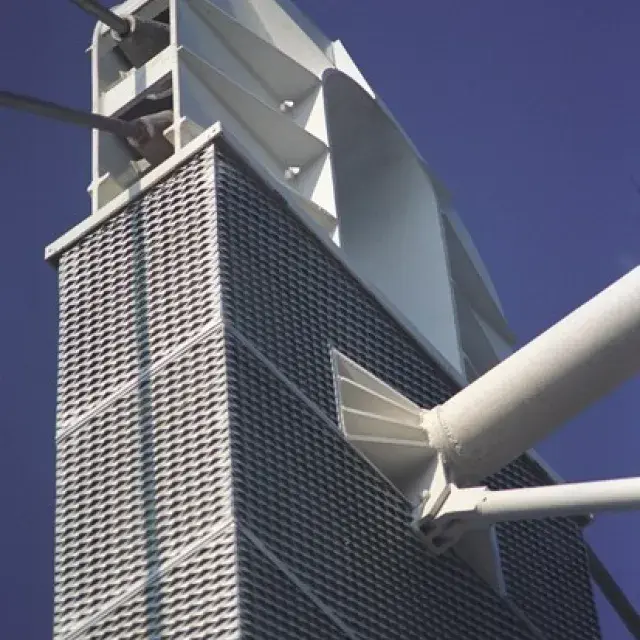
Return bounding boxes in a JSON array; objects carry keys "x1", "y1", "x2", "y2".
[
  {"x1": 56, "y1": 147, "x2": 218, "y2": 428},
  {"x1": 54, "y1": 147, "x2": 241, "y2": 639},
  {"x1": 76, "y1": 527, "x2": 241, "y2": 640}
]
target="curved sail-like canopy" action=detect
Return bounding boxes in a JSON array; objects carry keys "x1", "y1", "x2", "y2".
[{"x1": 324, "y1": 69, "x2": 463, "y2": 373}]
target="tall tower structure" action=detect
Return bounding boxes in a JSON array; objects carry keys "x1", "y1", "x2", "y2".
[{"x1": 44, "y1": 1, "x2": 630, "y2": 639}]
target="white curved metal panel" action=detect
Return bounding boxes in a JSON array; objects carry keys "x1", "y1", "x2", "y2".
[{"x1": 324, "y1": 70, "x2": 464, "y2": 375}]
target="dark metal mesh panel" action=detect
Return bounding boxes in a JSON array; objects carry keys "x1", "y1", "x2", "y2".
[
  {"x1": 225, "y1": 334, "x2": 535, "y2": 640},
  {"x1": 214, "y1": 142, "x2": 601, "y2": 640},
  {"x1": 489, "y1": 458, "x2": 601, "y2": 640},
  {"x1": 236, "y1": 532, "x2": 353, "y2": 640}
]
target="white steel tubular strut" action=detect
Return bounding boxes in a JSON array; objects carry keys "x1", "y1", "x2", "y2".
[
  {"x1": 424, "y1": 266, "x2": 640, "y2": 485},
  {"x1": 461, "y1": 477, "x2": 640, "y2": 526},
  {"x1": 417, "y1": 459, "x2": 640, "y2": 543}
]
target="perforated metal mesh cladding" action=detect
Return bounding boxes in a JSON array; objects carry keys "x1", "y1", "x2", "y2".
[
  {"x1": 53, "y1": 138, "x2": 601, "y2": 640},
  {"x1": 225, "y1": 335, "x2": 536, "y2": 640},
  {"x1": 54, "y1": 148, "x2": 242, "y2": 639},
  {"x1": 56, "y1": 148, "x2": 219, "y2": 429},
  {"x1": 214, "y1": 143, "x2": 602, "y2": 640},
  {"x1": 72, "y1": 527, "x2": 241, "y2": 640}
]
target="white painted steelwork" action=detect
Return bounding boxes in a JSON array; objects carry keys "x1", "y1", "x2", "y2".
[
  {"x1": 84, "y1": 0, "x2": 513, "y2": 382},
  {"x1": 423, "y1": 266, "x2": 640, "y2": 485},
  {"x1": 337, "y1": 268, "x2": 640, "y2": 491},
  {"x1": 468, "y1": 478, "x2": 640, "y2": 523}
]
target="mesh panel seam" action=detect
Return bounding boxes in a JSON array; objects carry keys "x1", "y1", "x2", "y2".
[
  {"x1": 241, "y1": 528, "x2": 361, "y2": 640},
  {"x1": 62, "y1": 519, "x2": 236, "y2": 640},
  {"x1": 56, "y1": 317, "x2": 224, "y2": 440},
  {"x1": 225, "y1": 322, "x2": 409, "y2": 507}
]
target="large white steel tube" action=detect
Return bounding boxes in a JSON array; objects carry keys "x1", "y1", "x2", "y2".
[
  {"x1": 473, "y1": 478, "x2": 640, "y2": 524},
  {"x1": 424, "y1": 267, "x2": 640, "y2": 484}
]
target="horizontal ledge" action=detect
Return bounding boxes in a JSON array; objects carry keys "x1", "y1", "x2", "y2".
[
  {"x1": 45, "y1": 123, "x2": 222, "y2": 262},
  {"x1": 100, "y1": 46, "x2": 175, "y2": 117},
  {"x1": 349, "y1": 434, "x2": 430, "y2": 447},
  {"x1": 339, "y1": 377, "x2": 423, "y2": 424}
]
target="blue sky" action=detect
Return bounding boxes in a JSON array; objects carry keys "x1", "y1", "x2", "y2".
[{"x1": 0, "y1": 1, "x2": 638, "y2": 638}]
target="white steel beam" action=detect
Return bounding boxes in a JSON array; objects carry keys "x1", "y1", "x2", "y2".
[
  {"x1": 423, "y1": 266, "x2": 640, "y2": 485},
  {"x1": 424, "y1": 477, "x2": 640, "y2": 534}
]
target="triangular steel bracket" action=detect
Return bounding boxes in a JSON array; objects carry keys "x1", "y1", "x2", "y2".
[{"x1": 331, "y1": 350, "x2": 506, "y2": 594}]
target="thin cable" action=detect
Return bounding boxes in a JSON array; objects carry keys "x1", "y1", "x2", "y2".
[
  {"x1": 69, "y1": 0, "x2": 130, "y2": 35},
  {"x1": 587, "y1": 543, "x2": 640, "y2": 640},
  {"x1": 0, "y1": 90, "x2": 136, "y2": 139}
]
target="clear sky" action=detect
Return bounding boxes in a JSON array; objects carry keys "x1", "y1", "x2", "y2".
[{"x1": 0, "y1": 1, "x2": 638, "y2": 638}]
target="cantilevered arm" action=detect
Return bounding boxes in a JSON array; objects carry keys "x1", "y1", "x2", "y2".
[
  {"x1": 423, "y1": 267, "x2": 640, "y2": 485},
  {"x1": 415, "y1": 454, "x2": 640, "y2": 557},
  {"x1": 0, "y1": 90, "x2": 137, "y2": 139},
  {"x1": 424, "y1": 477, "x2": 640, "y2": 534},
  {"x1": 70, "y1": 0, "x2": 131, "y2": 36}
]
